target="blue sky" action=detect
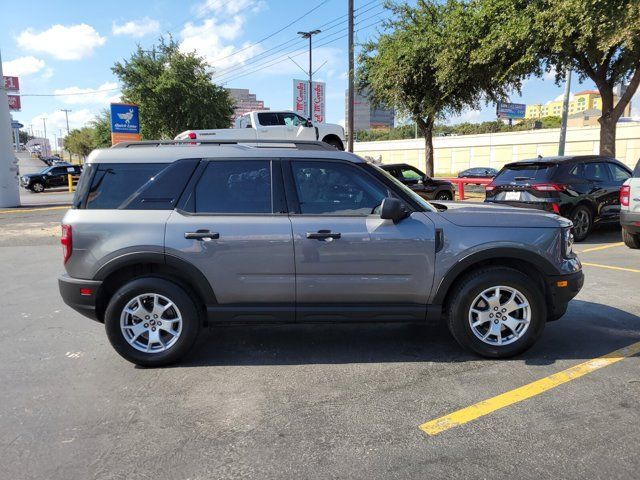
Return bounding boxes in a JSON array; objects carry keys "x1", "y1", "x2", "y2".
[{"x1": 1, "y1": 0, "x2": 607, "y2": 143}]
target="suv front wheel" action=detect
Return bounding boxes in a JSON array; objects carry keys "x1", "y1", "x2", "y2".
[
  {"x1": 446, "y1": 267, "x2": 546, "y2": 358},
  {"x1": 104, "y1": 277, "x2": 201, "y2": 367}
]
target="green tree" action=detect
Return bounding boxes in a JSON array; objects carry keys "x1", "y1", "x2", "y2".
[
  {"x1": 19, "y1": 130, "x2": 33, "y2": 144},
  {"x1": 90, "y1": 109, "x2": 112, "y2": 148},
  {"x1": 65, "y1": 127, "x2": 96, "y2": 159},
  {"x1": 472, "y1": 0, "x2": 640, "y2": 157},
  {"x1": 358, "y1": 1, "x2": 521, "y2": 175},
  {"x1": 112, "y1": 36, "x2": 234, "y2": 139}
]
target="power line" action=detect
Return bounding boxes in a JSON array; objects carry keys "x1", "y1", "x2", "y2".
[
  {"x1": 20, "y1": 87, "x2": 120, "y2": 97},
  {"x1": 218, "y1": 16, "x2": 385, "y2": 85},
  {"x1": 212, "y1": 9, "x2": 385, "y2": 83}
]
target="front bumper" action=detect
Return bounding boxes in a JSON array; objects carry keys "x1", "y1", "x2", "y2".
[
  {"x1": 58, "y1": 274, "x2": 103, "y2": 322},
  {"x1": 545, "y1": 270, "x2": 584, "y2": 319},
  {"x1": 621, "y1": 210, "x2": 640, "y2": 234}
]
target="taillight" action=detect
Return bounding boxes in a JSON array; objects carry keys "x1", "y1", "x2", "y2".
[
  {"x1": 485, "y1": 184, "x2": 496, "y2": 192},
  {"x1": 61, "y1": 224, "x2": 72, "y2": 263},
  {"x1": 188, "y1": 132, "x2": 197, "y2": 140},
  {"x1": 620, "y1": 185, "x2": 630, "y2": 207},
  {"x1": 532, "y1": 183, "x2": 565, "y2": 192}
]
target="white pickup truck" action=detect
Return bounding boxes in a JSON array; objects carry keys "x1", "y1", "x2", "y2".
[
  {"x1": 621, "y1": 159, "x2": 640, "y2": 248},
  {"x1": 175, "y1": 110, "x2": 346, "y2": 150}
]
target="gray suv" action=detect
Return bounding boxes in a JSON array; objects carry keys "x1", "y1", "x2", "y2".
[{"x1": 58, "y1": 140, "x2": 583, "y2": 366}]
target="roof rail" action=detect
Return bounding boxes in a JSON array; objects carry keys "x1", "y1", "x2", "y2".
[{"x1": 110, "y1": 139, "x2": 337, "y2": 151}]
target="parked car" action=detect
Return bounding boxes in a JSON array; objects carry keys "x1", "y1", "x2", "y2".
[
  {"x1": 458, "y1": 167, "x2": 498, "y2": 178},
  {"x1": 379, "y1": 163, "x2": 455, "y2": 200},
  {"x1": 175, "y1": 110, "x2": 346, "y2": 150},
  {"x1": 620, "y1": 159, "x2": 640, "y2": 248},
  {"x1": 58, "y1": 139, "x2": 582, "y2": 367},
  {"x1": 485, "y1": 155, "x2": 632, "y2": 242},
  {"x1": 20, "y1": 164, "x2": 82, "y2": 193}
]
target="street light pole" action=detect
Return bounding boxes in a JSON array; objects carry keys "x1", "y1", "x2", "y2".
[
  {"x1": 298, "y1": 30, "x2": 321, "y2": 121},
  {"x1": 60, "y1": 109, "x2": 72, "y2": 135},
  {"x1": 42, "y1": 117, "x2": 48, "y2": 156},
  {"x1": 347, "y1": 0, "x2": 354, "y2": 152},
  {"x1": 558, "y1": 69, "x2": 572, "y2": 156}
]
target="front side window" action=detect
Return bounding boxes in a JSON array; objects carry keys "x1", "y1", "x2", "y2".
[
  {"x1": 291, "y1": 161, "x2": 388, "y2": 215},
  {"x1": 400, "y1": 167, "x2": 423, "y2": 181},
  {"x1": 280, "y1": 113, "x2": 305, "y2": 127},
  {"x1": 194, "y1": 160, "x2": 272, "y2": 214}
]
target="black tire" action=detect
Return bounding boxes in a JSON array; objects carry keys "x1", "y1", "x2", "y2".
[
  {"x1": 323, "y1": 137, "x2": 344, "y2": 150},
  {"x1": 435, "y1": 191, "x2": 453, "y2": 201},
  {"x1": 623, "y1": 228, "x2": 640, "y2": 249},
  {"x1": 446, "y1": 267, "x2": 546, "y2": 358},
  {"x1": 31, "y1": 182, "x2": 45, "y2": 193},
  {"x1": 570, "y1": 205, "x2": 592, "y2": 242},
  {"x1": 104, "y1": 277, "x2": 201, "y2": 367}
]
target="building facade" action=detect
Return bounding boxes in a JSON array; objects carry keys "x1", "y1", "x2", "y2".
[
  {"x1": 345, "y1": 89, "x2": 394, "y2": 134},
  {"x1": 227, "y1": 88, "x2": 269, "y2": 121},
  {"x1": 525, "y1": 90, "x2": 631, "y2": 120}
]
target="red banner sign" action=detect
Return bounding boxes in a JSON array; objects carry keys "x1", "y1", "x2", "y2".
[
  {"x1": 3, "y1": 76, "x2": 20, "y2": 91},
  {"x1": 8, "y1": 95, "x2": 21, "y2": 111}
]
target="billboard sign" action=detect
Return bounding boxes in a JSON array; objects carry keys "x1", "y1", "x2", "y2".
[
  {"x1": 496, "y1": 102, "x2": 526, "y2": 119},
  {"x1": 3, "y1": 76, "x2": 19, "y2": 91},
  {"x1": 8, "y1": 95, "x2": 21, "y2": 111},
  {"x1": 110, "y1": 103, "x2": 141, "y2": 145},
  {"x1": 293, "y1": 79, "x2": 326, "y2": 123}
]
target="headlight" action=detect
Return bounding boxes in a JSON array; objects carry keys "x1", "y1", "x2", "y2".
[{"x1": 562, "y1": 227, "x2": 574, "y2": 257}]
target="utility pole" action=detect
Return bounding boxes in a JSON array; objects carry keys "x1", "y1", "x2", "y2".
[
  {"x1": 42, "y1": 117, "x2": 48, "y2": 156},
  {"x1": 347, "y1": 0, "x2": 355, "y2": 152},
  {"x1": 60, "y1": 109, "x2": 72, "y2": 134},
  {"x1": 298, "y1": 30, "x2": 321, "y2": 121},
  {"x1": 0, "y1": 48, "x2": 20, "y2": 207},
  {"x1": 558, "y1": 69, "x2": 572, "y2": 156}
]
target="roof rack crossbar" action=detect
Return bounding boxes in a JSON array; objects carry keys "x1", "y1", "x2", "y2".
[{"x1": 111, "y1": 139, "x2": 337, "y2": 151}]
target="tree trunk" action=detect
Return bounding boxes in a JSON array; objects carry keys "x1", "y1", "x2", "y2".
[
  {"x1": 417, "y1": 115, "x2": 435, "y2": 177},
  {"x1": 598, "y1": 85, "x2": 616, "y2": 157}
]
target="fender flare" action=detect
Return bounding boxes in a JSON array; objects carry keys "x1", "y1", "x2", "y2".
[{"x1": 431, "y1": 247, "x2": 558, "y2": 305}]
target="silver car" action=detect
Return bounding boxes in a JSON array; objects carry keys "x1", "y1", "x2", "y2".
[{"x1": 58, "y1": 140, "x2": 583, "y2": 366}]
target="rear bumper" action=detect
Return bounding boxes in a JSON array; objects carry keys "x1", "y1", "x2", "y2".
[
  {"x1": 58, "y1": 274, "x2": 103, "y2": 322},
  {"x1": 545, "y1": 270, "x2": 584, "y2": 319},
  {"x1": 621, "y1": 210, "x2": 640, "y2": 234}
]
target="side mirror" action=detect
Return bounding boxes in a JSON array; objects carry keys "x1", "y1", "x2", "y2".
[
  {"x1": 380, "y1": 197, "x2": 409, "y2": 223},
  {"x1": 305, "y1": 120, "x2": 313, "y2": 128}
]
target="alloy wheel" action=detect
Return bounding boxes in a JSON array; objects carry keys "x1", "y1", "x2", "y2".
[
  {"x1": 468, "y1": 286, "x2": 531, "y2": 346},
  {"x1": 120, "y1": 293, "x2": 183, "y2": 353},
  {"x1": 572, "y1": 209, "x2": 590, "y2": 239}
]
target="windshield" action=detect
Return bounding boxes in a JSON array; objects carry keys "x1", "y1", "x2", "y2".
[{"x1": 368, "y1": 163, "x2": 437, "y2": 212}]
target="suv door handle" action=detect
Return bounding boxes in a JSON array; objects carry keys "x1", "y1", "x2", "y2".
[
  {"x1": 306, "y1": 230, "x2": 341, "y2": 241},
  {"x1": 185, "y1": 229, "x2": 220, "y2": 240}
]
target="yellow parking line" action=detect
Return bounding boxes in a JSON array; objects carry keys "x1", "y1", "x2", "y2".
[
  {"x1": 577, "y1": 242, "x2": 625, "y2": 253},
  {"x1": 419, "y1": 341, "x2": 640, "y2": 436},
  {"x1": 0, "y1": 205, "x2": 69, "y2": 215},
  {"x1": 582, "y1": 262, "x2": 640, "y2": 274}
]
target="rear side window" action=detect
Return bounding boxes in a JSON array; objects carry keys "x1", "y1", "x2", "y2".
[
  {"x1": 571, "y1": 162, "x2": 610, "y2": 182},
  {"x1": 194, "y1": 160, "x2": 272, "y2": 214},
  {"x1": 85, "y1": 163, "x2": 163, "y2": 209},
  {"x1": 495, "y1": 163, "x2": 557, "y2": 182},
  {"x1": 257, "y1": 112, "x2": 280, "y2": 126}
]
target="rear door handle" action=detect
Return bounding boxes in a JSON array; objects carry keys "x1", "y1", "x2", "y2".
[
  {"x1": 306, "y1": 230, "x2": 341, "y2": 241},
  {"x1": 185, "y1": 229, "x2": 220, "y2": 240}
]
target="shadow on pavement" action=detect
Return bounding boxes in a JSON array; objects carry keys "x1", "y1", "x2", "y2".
[{"x1": 179, "y1": 300, "x2": 639, "y2": 368}]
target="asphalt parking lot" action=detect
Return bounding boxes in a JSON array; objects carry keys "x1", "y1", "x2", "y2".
[{"x1": 1, "y1": 205, "x2": 639, "y2": 479}]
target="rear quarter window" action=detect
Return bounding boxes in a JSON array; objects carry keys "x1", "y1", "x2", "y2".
[{"x1": 85, "y1": 163, "x2": 164, "y2": 209}]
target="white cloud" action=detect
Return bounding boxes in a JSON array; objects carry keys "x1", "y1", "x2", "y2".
[
  {"x1": 458, "y1": 109, "x2": 482, "y2": 122},
  {"x1": 31, "y1": 109, "x2": 96, "y2": 136},
  {"x1": 2, "y1": 56, "x2": 45, "y2": 76},
  {"x1": 543, "y1": 67, "x2": 558, "y2": 81},
  {"x1": 552, "y1": 92, "x2": 574, "y2": 103},
  {"x1": 112, "y1": 17, "x2": 160, "y2": 38},
  {"x1": 17, "y1": 24, "x2": 106, "y2": 60},
  {"x1": 41, "y1": 68, "x2": 55, "y2": 79},
  {"x1": 180, "y1": 15, "x2": 264, "y2": 70},
  {"x1": 194, "y1": 0, "x2": 266, "y2": 17},
  {"x1": 53, "y1": 81, "x2": 120, "y2": 105}
]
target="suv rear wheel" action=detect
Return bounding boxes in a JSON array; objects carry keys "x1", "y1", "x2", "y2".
[
  {"x1": 104, "y1": 277, "x2": 201, "y2": 367},
  {"x1": 570, "y1": 205, "x2": 592, "y2": 242},
  {"x1": 446, "y1": 267, "x2": 546, "y2": 358},
  {"x1": 623, "y1": 229, "x2": 640, "y2": 249}
]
